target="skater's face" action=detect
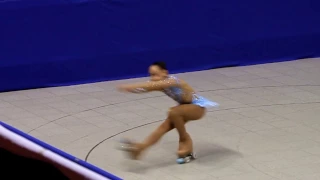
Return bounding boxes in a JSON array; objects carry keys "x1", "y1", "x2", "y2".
[{"x1": 149, "y1": 65, "x2": 168, "y2": 81}]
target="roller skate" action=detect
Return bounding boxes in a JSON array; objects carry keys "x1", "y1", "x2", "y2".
[
  {"x1": 176, "y1": 140, "x2": 196, "y2": 164},
  {"x1": 176, "y1": 152, "x2": 197, "y2": 164},
  {"x1": 116, "y1": 138, "x2": 141, "y2": 160}
]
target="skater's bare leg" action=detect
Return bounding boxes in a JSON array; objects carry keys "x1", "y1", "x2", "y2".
[
  {"x1": 168, "y1": 104, "x2": 205, "y2": 157},
  {"x1": 140, "y1": 119, "x2": 173, "y2": 149},
  {"x1": 129, "y1": 119, "x2": 173, "y2": 159},
  {"x1": 126, "y1": 104, "x2": 205, "y2": 159}
]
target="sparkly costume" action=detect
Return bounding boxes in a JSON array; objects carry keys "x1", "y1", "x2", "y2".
[{"x1": 134, "y1": 75, "x2": 219, "y2": 108}]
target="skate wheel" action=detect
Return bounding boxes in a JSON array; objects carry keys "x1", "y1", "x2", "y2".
[
  {"x1": 185, "y1": 156, "x2": 191, "y2": 163},
  {"x1": 176, "y1": 158, "x2": 185, "y2": 164},
  {"x1": 191, "y1": 152, "x2": 197, "y2": 159},
  {"x1": 176, "y1": 155, "x2": 192, "y2": 164}
]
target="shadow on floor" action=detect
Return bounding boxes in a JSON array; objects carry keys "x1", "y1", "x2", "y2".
[{"x1": 123, "y1": 142, "x2": 242, "y2": 174}]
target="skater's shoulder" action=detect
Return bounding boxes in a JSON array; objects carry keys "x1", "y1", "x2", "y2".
[
  {"x1": 166, "y1": 76, "x2": 194, "y2": 91},
  {"x1": 168, "y1": 75, "x2": 179, "y2": 81},
  {"x1": 167, "y1": 75, "x2": 189, "y2": 87}
]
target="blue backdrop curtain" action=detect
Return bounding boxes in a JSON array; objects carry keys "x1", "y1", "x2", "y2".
[{"x1": 0, "y1": 0, "x2": 319, "y2": 92}]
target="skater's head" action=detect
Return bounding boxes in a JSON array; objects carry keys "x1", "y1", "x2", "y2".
[{"x1": 149, "y1": 61, "x2": 168, "y2": 81}]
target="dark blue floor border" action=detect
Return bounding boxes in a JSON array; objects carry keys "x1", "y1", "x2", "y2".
[{"x1": 0, "y1": 121, "x2": 123, "y2": 180}]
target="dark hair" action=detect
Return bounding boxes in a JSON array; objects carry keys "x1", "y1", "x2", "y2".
[{"x1": 152, "y1": 61, "x2": 167, "y2": 70}]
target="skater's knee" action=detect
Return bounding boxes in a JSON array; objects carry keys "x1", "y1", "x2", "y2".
[{"x1": 168, "y1": 107, "x2": 182, "y2": 119}]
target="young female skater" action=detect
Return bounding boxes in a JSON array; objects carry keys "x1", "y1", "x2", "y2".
[{"x1": 117, "y1": 61, "x2": 219, "y2": 163}]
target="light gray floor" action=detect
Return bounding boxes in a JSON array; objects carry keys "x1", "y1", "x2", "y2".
[{"x1": 1, "y1": 58, "x2": 320, "y2": 180}]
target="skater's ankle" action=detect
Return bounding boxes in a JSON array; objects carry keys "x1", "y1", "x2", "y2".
[
  {"x1": 179, "y1": 137, "x2": 191, "y2": 142},
  {"x1": 179, "y1": 134, "x2": 191, "y2": 142}
]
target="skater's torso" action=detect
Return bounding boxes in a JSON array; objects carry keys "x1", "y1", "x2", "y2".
[{"x1": 162, "y1": 76, "x2": 196, "y2": 104}]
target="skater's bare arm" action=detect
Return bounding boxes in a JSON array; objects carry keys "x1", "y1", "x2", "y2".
[{"x1": 118, "y1": 78, "x2": 179, "y2": 93}]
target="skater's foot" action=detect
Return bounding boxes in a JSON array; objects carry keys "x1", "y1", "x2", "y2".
[
  {"x1": 118, "y1": 139, "x2": 143, "y2": 160},
  {"x1": 177, "y1": 149, "x2": 192, "y2": 157},
  {"x1": 177, "y1": 139, "x2": 193, "y2": 158}
]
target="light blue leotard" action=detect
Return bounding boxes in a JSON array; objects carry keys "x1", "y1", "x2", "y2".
[{"x1": 163, "y1": 76, "x2": 219, "y2": 108}]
